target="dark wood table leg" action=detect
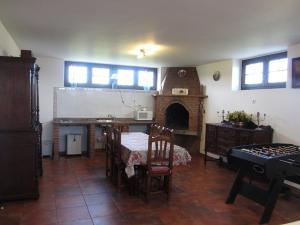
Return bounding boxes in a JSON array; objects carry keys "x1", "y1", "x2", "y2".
[
  {"x1": 204, "y1": 148, "x2": 207, "y2": 166},
  {"x1": 52, "y1": 123, "x2": 60, "y2": 160},
  {"x1": 88, "y1": 124, "x2": 96, "y2": 158},
  {"x1": 226, "y1": 168, "x2": 246, "y2": 204},
  {"x1": 259, "y1": 175, "x2": 285, "y2": 224}
]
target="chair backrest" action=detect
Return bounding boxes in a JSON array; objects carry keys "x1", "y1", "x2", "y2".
[
  {"x1": 147, "y1": 127, "x2": 174, "y2": 169},
  {"x1": 113, "y1": 123, "x2": 129, "y2": 132},
  {"x1": 149, "y1": 124, "x2": 162, "y2": 138},
  {"x1": 161, "y1": 127, "x2": 174, "y2": 139},
  {"x1": 104, "y1": 126, "x2": 113, "y2": 152},
  {"x1": 112, "y1": 127, "x2": 122, "y2": 159}
]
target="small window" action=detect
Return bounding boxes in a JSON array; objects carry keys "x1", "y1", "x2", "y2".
[
  {"x1": 244, "y1": 63, "x2": 263, "y2": 85},
  {"x1": 268, "y1": 58, "x2": 287, "y2": 83},
  {"x1": 116, "y1": 69, "x2": 134, "y2": 86},
  {"x1": 64, "y1": 61, "x2": 157, "y2": 90},
  {"x1": 138, "y1": 71, "x2": 154, "y2": 88},
  {"x1": 92, "y1": 68, "x2": 110, "y2": 85},
  {"x1": 241, "y1": 52, "x2": 287, "y2": 90},
  {"x1": 68, "y1": 65, "x2": 88, "y2": 84}
]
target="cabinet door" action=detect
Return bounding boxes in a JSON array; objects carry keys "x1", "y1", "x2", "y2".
[
  {"x1": 238, "y1": 130, "x2": 252, "y2": 145},
  {"x1": 217, "y1": 127, "x2": 236, "y2": 155},
  {"x1": 253, "y1": 130, "x2": 272, "y2": 144},
  {"x1": 205, "y1": 124, "x2": 217, "y2": 153},
  {"x1": 0, "y1": 62, "x2": 32, "y2": 130},
  {"x1": 0, "y1": 132, "x2": 39, "y2": 200}
]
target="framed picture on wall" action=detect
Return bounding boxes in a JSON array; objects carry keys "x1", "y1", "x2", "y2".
[{"x1": 292, "y1": 57, "x2": 300, "y2": 88}]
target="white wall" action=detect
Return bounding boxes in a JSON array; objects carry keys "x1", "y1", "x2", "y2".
[
  {"x1": 37, "y1": 57, "x2": 64, "y2": 144},
  {"x1": 0, "y1": 20, "x2": 19, "y2": 56},
  {"x1": 198, "y1": 43, "x2": 300, "y2": 153}
]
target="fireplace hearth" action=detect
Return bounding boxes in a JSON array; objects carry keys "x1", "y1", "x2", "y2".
[{"x1": 165, "y1": 103, "x2": 189, "y2": 130}]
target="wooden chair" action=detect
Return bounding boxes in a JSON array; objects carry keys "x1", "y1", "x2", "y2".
[
  {"x1": 149, "y1": 124, "x2": 162, "y2": 137},
  {"x1": 111, "y1": 128, "x2": 125, "y2": 192},
  {"x1": 127, "y1": 124, "x2": 161, "y2": 195},
  {"x1": 145, "y1": 127, "x2": 174, "y2": 201},
  {"x1": 103, "y1": 126, "x2": 113, "y2": 178},
  {"x1": 113, "y1": 122, "x2": 129, "y2": 132}
]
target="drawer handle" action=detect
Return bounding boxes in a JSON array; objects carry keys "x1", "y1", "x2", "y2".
[{"x1": 252, "y1": 164, "x2": 264, "y2": 174}]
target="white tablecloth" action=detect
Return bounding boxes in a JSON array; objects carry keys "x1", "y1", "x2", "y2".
[{"x1": 121, "y1": 132, "x2": 192, "y2": 177}]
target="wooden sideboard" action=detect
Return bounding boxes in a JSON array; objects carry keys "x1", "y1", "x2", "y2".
[{"x1": 204, "y1": 123, "x2": 273, "y2": 163}]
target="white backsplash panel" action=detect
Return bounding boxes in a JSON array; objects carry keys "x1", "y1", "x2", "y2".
[{"x1": 54, "y1": 87, "x2": 157, "y2": 118}]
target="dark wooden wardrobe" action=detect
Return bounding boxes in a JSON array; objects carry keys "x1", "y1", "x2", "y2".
[{"x1": 0, "y1": 50, "x2": 42, "y2": 201}]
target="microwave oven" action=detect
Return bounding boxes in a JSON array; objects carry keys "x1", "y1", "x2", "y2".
[{"x1": 134, "y1": 110, "x2": 153, "y2": 120}]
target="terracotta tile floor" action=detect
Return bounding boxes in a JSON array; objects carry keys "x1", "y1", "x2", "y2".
[{"x1": 1, "y1": 152, "x2": 300, "y2": 225}]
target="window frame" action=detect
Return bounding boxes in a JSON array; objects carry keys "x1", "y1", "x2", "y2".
[
  {"x1": 64, "y1": 61, "x2": 158, "y2": 90},
  {"x1": 241, "y1": 52, "x2": 287, "y2": 90}
]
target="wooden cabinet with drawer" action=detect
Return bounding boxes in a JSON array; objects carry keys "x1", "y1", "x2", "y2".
[
  {"x1": 205, "y1": 123, "x2": 273, "y2": 159},
  {"x1": 0, "y1": 50, "x2": 41, "y2": 201}
]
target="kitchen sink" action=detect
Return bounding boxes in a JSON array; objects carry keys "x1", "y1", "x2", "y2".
[{"x1": 96, "y1": 119, "x2": 113, "y2": 123}]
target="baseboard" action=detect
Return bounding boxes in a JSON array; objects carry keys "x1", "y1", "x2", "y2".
[
  {"x1": 206, "y1": 152, "x2": 220, "y2": 159},
  {"x1": 284, "y1": 180, "x2": 300, "y2": 190}
]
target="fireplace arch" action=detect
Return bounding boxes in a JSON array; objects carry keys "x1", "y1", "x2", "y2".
[{"x1": 165, "y1": 103, "x2": 189, "y2": 130}]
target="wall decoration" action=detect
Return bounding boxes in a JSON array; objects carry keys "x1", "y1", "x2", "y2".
[
  {"x1": 292, "y1": 57, "x2": 300, "y2": 88},
  {"x1": 213, "y1": 71, "x2": 221, "y2": 81},
  {"x1": 177, "y1": 69, "x2": 187, "y2": 78}
]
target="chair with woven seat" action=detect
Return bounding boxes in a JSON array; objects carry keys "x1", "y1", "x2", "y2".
[
  {"x1": 126, "y1": 124, "x2": 161, "y2": 195},
  {"x1": 113, "y1": 122, "x2": 129, "y2": 132},
  {"x1": 149, "y1": 124, "x2": 162, "y2": 137},
  {"x1": 104, "y1": 126, "x2": 113, "y2": 178},
  {"x1": 145, "y1": 127, "x2": 174, "y2": 201},
  {"x1": 111, "y1": 127, "x2": 125, "y2": 192}
]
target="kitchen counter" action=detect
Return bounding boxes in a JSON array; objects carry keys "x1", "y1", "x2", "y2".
[{"x1": 52, "y1": 118, "x2": 153, "y2": 160}]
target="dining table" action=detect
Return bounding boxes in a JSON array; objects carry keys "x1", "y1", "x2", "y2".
[{"x1": 121, "y1": 132, "x2": 192, "y2": 177}]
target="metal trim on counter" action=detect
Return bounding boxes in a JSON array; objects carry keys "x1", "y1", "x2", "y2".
[{"x1": 53, "y1": 118, "x2": 154, "y2": 125}]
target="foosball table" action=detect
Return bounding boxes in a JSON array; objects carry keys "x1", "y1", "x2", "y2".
[{"x1": 226, "y1": 143, "x2": 300, "y2": 224}]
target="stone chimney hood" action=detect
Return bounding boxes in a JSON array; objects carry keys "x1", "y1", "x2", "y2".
[{"x1": 161, "y1": 67, "x2": 203, "y2": 95}]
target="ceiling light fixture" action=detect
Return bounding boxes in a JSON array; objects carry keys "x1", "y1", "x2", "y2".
[
  {"x1": 129, "y1": 43, "x2": 164, "y2": 59},
  {"x1": 137, "y1": 49, "x2": 146, "y2": 59}
]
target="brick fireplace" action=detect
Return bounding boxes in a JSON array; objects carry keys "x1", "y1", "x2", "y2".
[{"x1": 154, "y1": 67, "x2": 206, "y2": 153}]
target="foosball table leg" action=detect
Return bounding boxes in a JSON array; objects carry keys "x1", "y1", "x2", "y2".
[
  {"x1": 226, "y1": 168, "x2": 246, "y2": 204},
  {"x1": 259, "y1": 175, "x2": 285, "y2": 224}
]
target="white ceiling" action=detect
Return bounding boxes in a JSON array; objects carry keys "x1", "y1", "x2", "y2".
[{"x1": 1, "y1": 0, "x2": 300, "y2": 67}]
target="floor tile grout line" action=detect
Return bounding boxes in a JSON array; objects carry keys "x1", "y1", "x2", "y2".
[
  {"x1": 71, "y1": 155, "x2": 124, "y2": 224},
  {"x1": 54, "y1": 192, "x2": 59, "y2": 225},
  {"x1": 53, "y1": 159, "x2": 65, "y2": 225},
  {"x1": 71, "y1": 157, "x2": 96, "y2": 225}
]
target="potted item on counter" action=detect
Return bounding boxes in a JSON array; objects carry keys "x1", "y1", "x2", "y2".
[{"x1": 226, "y1": 111, "x2": 252, "y2": 128}]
